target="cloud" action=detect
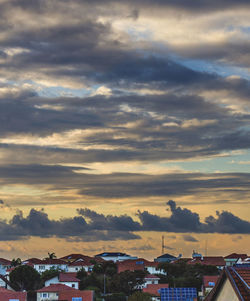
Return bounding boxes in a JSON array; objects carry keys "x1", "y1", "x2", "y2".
[
  {"x1": 138, "y1": 201, "x2": 250, "y2": 234},
  {"x1": 0, "y1": 201, "x2": 249, "y2": 241},
  {"x1": 183, "y1": 235, "x2": 199, "y2": 242}
]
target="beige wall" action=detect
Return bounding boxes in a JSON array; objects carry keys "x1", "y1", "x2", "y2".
[
  {"x1": 214, "y1": 278, "x2": 239, "y2": 301},
  {"x1": 37, "y1": 292, "x2": 59, "y2": 301}
]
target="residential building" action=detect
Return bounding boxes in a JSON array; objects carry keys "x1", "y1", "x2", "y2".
[
  {"x1": 205, "y1": 266, "x2": 250, "y2": 301},
  {"x1": 117, "y1": 258, "x2": 166, "y2": 275},
  {"x1": 0, "y1": 287, "x2": 27, "y2": 301},
  {"x1": 154, "y1": 253, "x2": 179, "y2": 263},
  {"x1": 0, "y1": 258, "x2": 11, "y2": 275},
  {"x1": 31, "y1": 258, "x2": 68, "y2": 273},
  {"x1": 58, "y1": 289, "x2": 94, "y2": 301},
  {"x1": 45, "y1": 272, "x2": 80, "y2": 289},
  {"x1": 143, "y1": 284, "x2": 169, "y2": 301},
  {"x1": 224, "y1": 253, "x2": 248, "y2": 267},
  {"x1": 136, "y1": 274, "x2": 161, "y2": 290},
  {"x1": 0, "y1": 274, "x2": 15, "y2": 290},
  {"x1": 95, "y1": 252, "x2": 137, "y2": 262},
  {"x1": 37, "y1": 283, "x2": 74, "y2": 301},
  {"x1": 188, "y1": 256, "x2": 225, "y2": 270},
  {"x1": 202, "y1": 275, "x2": 220, "y2": 297}
]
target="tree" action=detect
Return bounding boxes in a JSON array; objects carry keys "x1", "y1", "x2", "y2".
[
  {"x1": 109, "y1": 270, "x2": 146, "y2": 295},
  {"x1": 40, "y1": 267, "x2": 60, "y2": 285},
  {"x1": 9, "y1": 265, "x2": 41, "y2": 291},
  {"x1": 46, "y1": 252, "x2": 57, "y2": 259},
  {"x1": 11, "y1": 258, "x2": 22, "y2": 267},
  {"x1": 127, "y1": 291, "x2": 151, "y2": 301},
  {"x1": 158, "y1": 261, "x2": 219, "y2": 291},
  {"x1": 92, "y1": 261, "x2": 117, "y2": 276},
  {"x1": 76, "y1": 268, "x2": 88, "y2": 280}
]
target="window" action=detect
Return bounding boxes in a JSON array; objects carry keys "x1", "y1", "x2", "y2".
[
  {"x1": 9, "y1": 299, "x2": 19, "y2": 301},
  {"x1": 41, "y1": 293, "x2": 49, "y2": 298},
  {"x1": 72, "y1": 284, "x2": 75, "y2": 288},
  {"x1": 72, "y1": 298, "x2": 82, "y2": 301},
  {"x1": 75, "y1": 267, "x2": 78, "y2": 271},
  {"x1": 39, "y1": 265, "x2": 45, "y2": 270}
]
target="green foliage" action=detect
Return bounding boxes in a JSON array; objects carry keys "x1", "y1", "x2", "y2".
[
  {"x1": 79, "y1": 273, "x2": 102, "y2": 290},
  {"x1": 9, "y1": 265, "x2": 41, "y2": 291},
  {"x1": 45, "y1": 252, "x2": 57, "y2": 259},
  {"x1": 40, "y1": 267, "x2": 60, "y2": 285},
  {"x1": 76, "y1": 268, "x2": 88, "y2": 280},
  {"x1": 105, "y1": 292, "x2": 126, "y2": 301},
  {"x1": 11, "y1": 258, "x2": 22, "y2": 267},
  {"x1": 93, "y1": 261, "x2": 117, "y2": 276},
  {"x1": 127, "y1": 291, "x2": 152, "y2": 301},
  {"x1": 158, "y1": 262, "x2": 219, "y2": 291},
  {"x1": 108, "y1": 270, "x2": 147, "y2": 295}
]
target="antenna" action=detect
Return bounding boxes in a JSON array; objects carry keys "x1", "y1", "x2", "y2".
[
  {"x1": 162, "y1": 235, "x2": 165, "y2": 255},
  {"x1": 205, "y1": 239, "x2": 208, "y2": 256}
]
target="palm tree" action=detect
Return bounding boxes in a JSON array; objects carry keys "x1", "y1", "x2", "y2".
[{"x1": 47, "y1": 252, "x2": 57, "y2": 259}]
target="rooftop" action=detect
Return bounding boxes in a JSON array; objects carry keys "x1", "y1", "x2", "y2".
[
  {"x1": 205, "y1": 266, "x2": 250, "y2": 301},
  {"x1": 37, "y1": 283, "x2": 74, "y2": 292},
  {"x1": 143, "y1": 283, "x2": 169, "y2": 296},
  {"x1": 59, "y1": 272, "x2": 80, "y2": 282},
  {"x1": 95, "y1": 252, "x2": 130, "y2": 257}
]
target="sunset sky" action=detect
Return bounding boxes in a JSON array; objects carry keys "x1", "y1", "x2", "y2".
[{"x1": 0, "y1": 0, "x2": 250, "y2": 260}]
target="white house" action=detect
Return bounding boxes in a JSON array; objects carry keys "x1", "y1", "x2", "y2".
[
  {"x1": 0, "y1": 258, "x2": 11, "y2": 276},
  {"x1": 37, "y1": 283, "x2": 73, "y2": 301},
  {"x1": 31, "y1": 259, "x2": 68, "y2": 273},
  {"x1": 95, "y1": 252, "x2": 137, "y2": 262},
  {"x1": 45, "y1": 273, "x2": 80, "y2": 289}
]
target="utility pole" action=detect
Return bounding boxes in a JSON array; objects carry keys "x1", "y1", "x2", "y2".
[{"x1": 162, "y1": 235, "x2": 165, "y2": 255}]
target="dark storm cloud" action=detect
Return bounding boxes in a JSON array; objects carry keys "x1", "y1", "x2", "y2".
[
  {"x1": 137, "y1": 201, "x2": 250, "y2": 234},
  {"x1": 173, "y1": 42, "x2": 250, "y2": 68},
  {"x1": 77, "y1": 208, "x2": 141, "y2": 231},
  {"x1": 0, "y1": 208, "x2": 139, "y2": 241},
  {"x1": 4, "y1": 0, "x2": 250, "y2": 12},
  {"x1": 0, "y1": 164, "x2": 250, "y2": 200},
  {"x1": 0, "y1": 201, "x2": 249, "y2": 241},
  {"x1": 0, "y1": 1, "x2": 240, "y2": 90},
  {"x1": 0, "y1": 88, "x2": 249, "y2": 164}
]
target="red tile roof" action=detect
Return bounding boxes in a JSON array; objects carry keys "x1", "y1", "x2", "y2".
[
  {"x1": 117, "y1": 258, "x2": 159, "y2": 273},
  {"x1": 38, "y1": 258, "x2": 66, "y2": 265},
  {"x1": 59, "y1": 273, "x2": 80, "y2": 282},
  {"x1": 69, "y1": 260, "x2": 93, "y2": 267},
  {"x1": 37, "y1": 283, "x2": 74, "y2": 292},
  {"x1": 145, "y1": 274, "x2": 160, "y2": 279},
  {"x1": 23, "y1": 258, "x2": 42, "y2": 264},
  {"x1": 143, "y1": 284, "x2": 169, "y2": 296},
  {"x1": 203, "y1": 275, "x2": 219, "y2": 287},
  {"x1": 0, "y1": 258, "x2": 11, "y2": 265},
  {"x1": 205, "y1": 267, "x2": 250, "y2": 301},
  {"x1": 224, "y1": 253, "x2": 248, "y2": 260},
  {"x1": 188, "y1": 256, "x2": 225, "y2": 267},
  {"x1": 59, "y1": 289, "x2": 94, "y2": 301},
  {"x1": 61, "y1": 254, "x2": 104, "y2": 264},
  {"x1": 0, "y1": 288, "x2": 27, "y2": 301}
]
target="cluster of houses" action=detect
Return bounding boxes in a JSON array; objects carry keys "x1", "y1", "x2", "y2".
[{"x1": 0, "y1": 251, "x2": 249, "y2": 301}]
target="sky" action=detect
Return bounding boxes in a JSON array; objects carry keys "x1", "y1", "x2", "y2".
[{"x1": 0, "y1": 0, "x2": 250, "y2": 261}]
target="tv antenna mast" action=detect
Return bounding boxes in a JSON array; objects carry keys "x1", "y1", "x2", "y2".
[{"x1": 162, "y1": 235, "x2": 165, "y2": 255}]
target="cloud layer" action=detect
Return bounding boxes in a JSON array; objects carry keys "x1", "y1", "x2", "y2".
[{"x1": 0, "y1": 201, "x2": 249, "y2": 242}]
